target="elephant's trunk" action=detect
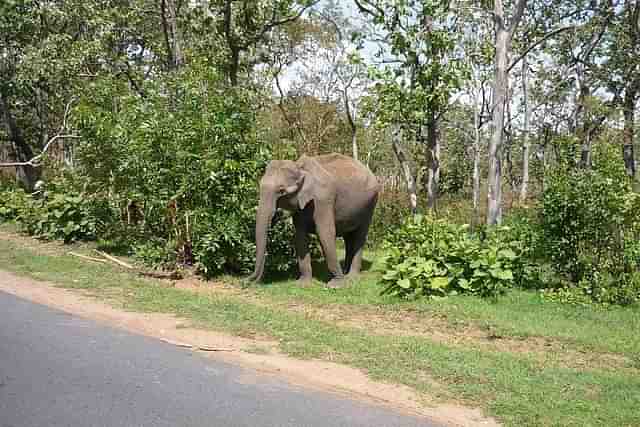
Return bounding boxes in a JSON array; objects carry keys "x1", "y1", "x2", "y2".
[{"x1": 251, "y1": 190, "x2": 277, "y2": 282}]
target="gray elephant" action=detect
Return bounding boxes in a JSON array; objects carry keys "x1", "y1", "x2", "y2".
[{"x1": 249, "y1": 153, "x2": 379, "y2": 287}]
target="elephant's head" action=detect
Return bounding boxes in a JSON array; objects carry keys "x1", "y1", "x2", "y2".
[{"x1": 250, "y1": 158, "x2": 317, "y2": 282}]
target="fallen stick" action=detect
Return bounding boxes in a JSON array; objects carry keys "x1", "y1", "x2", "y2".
[
  {"x1": 140, "y1": 270, "x2": 183, "y2": 280},
  {"x1": 94, "y1": 250, "x2": 134, "y2": 269},
  {"x1": 69, "y1": 252, "x2": 109, "y2": 264},
  {"x1": 159, "y1": 338, "x2": 234, "y2": 352},
  {"x1": 196, "y1": 345, "x2": 235, "y2": 352},
  {"x1": 93, "y1": 250, "x2": 182, "y2": 281}
]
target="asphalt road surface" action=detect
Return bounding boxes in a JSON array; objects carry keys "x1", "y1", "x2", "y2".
[{"x1": 0, "y1": 291, "x2": 439, "y2": 427}]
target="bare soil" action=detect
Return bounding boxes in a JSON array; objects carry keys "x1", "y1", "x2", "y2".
[{"x1": 0, "y1": 269, "x2": 498, "y2": 427}]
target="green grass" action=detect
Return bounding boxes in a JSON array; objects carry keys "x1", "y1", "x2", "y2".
[
  {"x1": 0, "y1": 237, "x2": 639, "y2": 427},
  {"x1": 250, "y1": 271, "x2": 640, "y2": 358}
]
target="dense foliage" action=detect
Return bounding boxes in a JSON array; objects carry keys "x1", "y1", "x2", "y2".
[
  {"x1": 540, "y1": 145, "x2": 640, "y2": 305},
  {"x1": 0, "y1": 185, "x2": 111, "y2": 243},
  {"x1": 379, "y1": 215, "x2": 526, "y2": 299},
  {"x1": 71, "y1": 65, "x2": 296, "y2": 276},
  {"x1": 0, "y1": 1, "x2": 638, "y2": 306}
]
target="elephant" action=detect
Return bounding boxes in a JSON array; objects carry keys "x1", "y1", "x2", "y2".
[{"x1": 248, "y1": 153, "x2": 380, "y2": 288}]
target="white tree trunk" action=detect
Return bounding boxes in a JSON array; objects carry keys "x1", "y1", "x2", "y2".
[
  {"x1": 391, "y1": 128, "x2": 417, "y2": 214},
  {"x1": 486, "y1": 0, "x2": 526, "y2": 224},
  {"x1": 472, "y1": 86, "x2": 482, "y2": 226},
  {"x1": 487, "y1": 27, "x2": 509, "y2": 225},
  {"x1": 519, "y1": 56, "x2": 530, "y2": 205}
]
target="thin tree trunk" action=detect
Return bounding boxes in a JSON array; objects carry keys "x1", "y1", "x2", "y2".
[
  {"x1": 343, "y1": 89, "x2": 358, "y2": 161},
  {"x1": 472, "y1": 88, "x2": 482, "y2": 227},
  {"x1": 391, "y1": 128, "x2": 417, "y2": 214},
  {"x1": 160, "y1": 0, "x2": 184, "y2": 70},
  {"x1": 425, "y1": 118, "x2": 439, "y2": 213},
  {"x1": 487, "y1": 26, "x2": 509, "y2": 225},
  {"x1": 519, "y1": 56, "x2": 530, "y2": 205},
  {"x1": 487, "y1": 0, "x2": 526, "y2": 224},
  {"x1": 622, "y1": 87, "x2": 637, "y2": 180},
  {"x1": 0, "y1": 93, "x2": 39, "y2": 190},
  {"x1": 351, "y1": 131, "x2": 358, "y2": 161}
]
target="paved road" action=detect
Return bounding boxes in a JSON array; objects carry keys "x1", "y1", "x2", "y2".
[{"x1": 0, "y1": 291, "x2": 438, "y2": 427}]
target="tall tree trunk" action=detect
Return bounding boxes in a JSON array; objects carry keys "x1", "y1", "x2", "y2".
[
  {"x1": 221, "y1": 0, "x2": 241, "y2": 86},
  {"x1": 472, "y1": 88, "x2": 482, "y2": 227},
  {"x1": 519, "y1": 56, "x2": 530, "y2": 205},
  {"x1": 0, "y1": 93, "x2": 39, "y2": 191},
  {"x1": 351, "y1": 131, "x2": 358, "y2": 161},
  {"x1": 160, "y1": 0, "x2": 184, "y2": 70},
  {"x1": 622, "y1": 86, "x2": 637, "y2": 180},
  {"x1": 487, "y1": 26, "x2": 509, "y2": 225},
  {"x1": 425, "y1": 118, "x2": 439, "y2": 213},
  {"x1": 487, "y1": 0, "x2": 526, "y2": 224},
  {"x1": 391, "y1": 128, "x2": 417, "y2": 214},
  {"x1": 343, "y1": 90, "x2": 358, "y2": 161}
]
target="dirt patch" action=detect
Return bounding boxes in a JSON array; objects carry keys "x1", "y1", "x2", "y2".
[{"x1": 0, "y1": 269, "x2": 498, "y2": 427}]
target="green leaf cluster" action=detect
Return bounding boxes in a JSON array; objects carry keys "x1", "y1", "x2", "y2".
[
  {"x1": 540, "y1": 142, "x2": 640, "y2": 305},
  {"x1": 379, "y1": 215, "x2": 523, "y2": 300},
  {"x1": 0, "y1": 186, "x2": 112, "y2": 244},
  {"x1": 72, "y1": 63, "x2": 296, "y2": 276}
]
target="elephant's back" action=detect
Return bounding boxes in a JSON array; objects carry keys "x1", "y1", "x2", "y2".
[{"x1": 314, "y1": 153, "x2": 379, "y2": 192}]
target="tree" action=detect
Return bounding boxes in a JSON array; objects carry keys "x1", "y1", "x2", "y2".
[
  {"x1": 192, "y1": 0, "x2": 319, "y2": 86},
  {"x1": 485, "y1": 0, "x2": 527, "y2": 225},
  {"x1": 355, "y1": 0, "x2": 467, "y2": 213},
  {"x1": 0, "y1": 0, "x2": 111, "y2": 189},
  {"x1": 605, "y1": 0, "x2": 640, "y2": 181}
]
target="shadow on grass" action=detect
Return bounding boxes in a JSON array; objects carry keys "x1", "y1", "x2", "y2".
[{"x1": 260, "y1": 257, "x2": 374, "y2": 285}]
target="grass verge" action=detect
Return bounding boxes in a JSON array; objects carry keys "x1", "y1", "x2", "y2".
[{"x1": 0, "y1": 236, "x2": 639, "y2": 427}]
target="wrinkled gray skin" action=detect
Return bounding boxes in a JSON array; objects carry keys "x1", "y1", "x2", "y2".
[{"x1": 248, "y1": 153, "x2": 380, "y2": 288}]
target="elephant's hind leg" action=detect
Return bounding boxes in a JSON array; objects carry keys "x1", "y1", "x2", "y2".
[
  {"x1": 344, "y1": 227, "x2": 368, "y2": 277},
  {"x1": 294, "y1": 215, "x2": 313, "y2": 284},
  {"x1": 345, "y1": 197, "x2": 377, "y2": 277}
]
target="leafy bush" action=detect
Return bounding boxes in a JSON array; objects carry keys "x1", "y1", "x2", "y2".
[
  {"x1": 0, "y1": 188, "x2": 31, "y2": 222},
  {"x1": 379, "y1": 215, "x2": 524, "y2": 299},
  {"x1": 369, "y1": 190, "x2": 413, "y2": 244},
  {"x1": 73, "y1": 63, "x2": 296, "y2": 276},
  {"x1": 17, "y1": 193, "x2": 111, "y2": 243},
  {"x1": 194, "y1": 211, "x2": 297, "y2": 278},
  {"x1": 540, "y1": 143, "x2": 639, "y2": 305},
  {"x1": 133, "y1": 238, "x2": 178, "y2": 270}
]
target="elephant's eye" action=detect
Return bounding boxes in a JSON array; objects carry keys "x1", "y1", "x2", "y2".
[{"x1": 278, "y1": 187, "x2": 286, "y2": 195}]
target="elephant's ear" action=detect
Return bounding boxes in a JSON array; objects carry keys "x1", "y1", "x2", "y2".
[
  {"x1": 296, "y1": 156, "x2": 332, "y2": 210},
  {"x1": 297, "y1": 170, "x2": 316, "y2": 209}
]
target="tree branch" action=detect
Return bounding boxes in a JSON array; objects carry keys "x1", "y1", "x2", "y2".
[
  {"x1": 0, "y1": 99, "x2": 80, "y2": 168},
  {"x1": 508, "y1": 26, "x2": 575, "y2": 73},
  {"x1": 240, "y1": 1, "x2": 321, "y2": 50},
  {"x1": 353, "y1": 0, "x2": 384, "y2": 18},
  {"x1": 508, "y1": 0, "x2": 528, "y2": 35}
]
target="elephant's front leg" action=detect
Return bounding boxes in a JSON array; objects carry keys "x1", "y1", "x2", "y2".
[
  {"x1": 293, "y1": 214, "x2": 312, "y2": 284},
  {"x1": 314, "y1": 208, "x2": 344, "y2": 288}
]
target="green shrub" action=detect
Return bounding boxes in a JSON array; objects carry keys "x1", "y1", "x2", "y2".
[
  {"x1": 369, "y1": 190, "x2": 412, "y2": 244},
  {"x1": 17, "y1": 193, "x2": 111, "y2": 243},
  {"x1": 540, "y1": 143, "x2": 639, "y2": 305},
  {"x1": 133, "y1": 238, "x2": 178, "y2": 270},
  {"x1": 73, "y1": 63, "x2": 296, "y2": 276},
  {"x1": 379, "y1": 215, "x2": 524, "y2": 299},
  {"x1": 0, "y1": 188, "x2": 31, "y2": 222}
]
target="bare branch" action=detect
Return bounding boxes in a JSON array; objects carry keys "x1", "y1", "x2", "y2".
[
  {"x1": 353, "y1": 0, "x2": 384, "y2": 18},
  {"x1": 508, "y1": 26, "x2": 575, "y2": 73},
  {"x1": 0, "y1": 99, "x2": 80, "y2": 168},
  {"x1": 240, "y1": 1, "x2": 321, "y2": 50}
]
